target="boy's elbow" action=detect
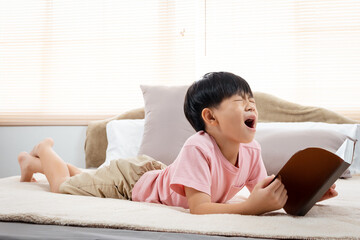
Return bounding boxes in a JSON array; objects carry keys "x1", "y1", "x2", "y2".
[
  {"x1": 188, "y1": 203, "x2": 210, "y2": 215},
  {"x1": 189, "y1": 206, "x2": 204, "y2": 215},
  {"x1": 189, "y1": 209, "x2": 199, "y2": 214}
]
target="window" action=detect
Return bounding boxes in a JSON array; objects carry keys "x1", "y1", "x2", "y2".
[{"x1": 1, "y1": 0, "x2": 359, "y2": 125}]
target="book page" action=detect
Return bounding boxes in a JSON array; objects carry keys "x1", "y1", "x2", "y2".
[{"x1": 335, "y1": 137, "x2": 357, "y2": 164}]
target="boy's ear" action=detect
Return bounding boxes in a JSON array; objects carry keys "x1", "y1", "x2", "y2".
[{"x1": 201, "y1": 108, "x2": 217, "y2": 126}]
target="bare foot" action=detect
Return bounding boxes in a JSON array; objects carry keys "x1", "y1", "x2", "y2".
[
  {"x1": 29, "y1": 146, "x2": 39, "y2": 158},
  {"x1": 30, "y1": 137, "x2": 54, "y2": 157},
  {"x1": 18, "y1": 152, "x2": 42, "y2": 182}
]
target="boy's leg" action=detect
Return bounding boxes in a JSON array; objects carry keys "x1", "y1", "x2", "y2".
[
  {"x1": 67, "y1": 163, "x2": 82, "y2": 176},
  {"x1": 18, "y1": 152, "x2": 82, "y2": 182},
  {"x1": 59, "y1": 155, "x2": 166, "y2": 199},
  {"x1": 29, "y1": 145, "x2": 82, "y2": 177},
  {"x1": 32, "y1": 138, "x2": 70, "y2": 193},
  {"x1": 18, "y1": 152, "x2": 43, "y2": 182}
]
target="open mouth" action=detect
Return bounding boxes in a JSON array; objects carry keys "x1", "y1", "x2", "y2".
[{"x1": 244, "y1": 118, "x2": 255, "y2": 129}]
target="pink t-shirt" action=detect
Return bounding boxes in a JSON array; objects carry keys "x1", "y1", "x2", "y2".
[{"x1": 132, "y1": 131, "x2": 267, "y2": 209}]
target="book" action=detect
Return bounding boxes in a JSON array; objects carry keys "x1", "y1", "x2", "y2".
[{"x1": 274, "y1": 137, "x2": 356, "y2": 216}]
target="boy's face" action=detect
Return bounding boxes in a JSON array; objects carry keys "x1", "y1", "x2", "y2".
[{"x1": 211, "y1": 94, "x2": 257, "y2": 144}]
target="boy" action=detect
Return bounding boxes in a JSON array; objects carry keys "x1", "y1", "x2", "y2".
[{"x1": 18, "y1": 72, "x2": 337, "y2": 215}]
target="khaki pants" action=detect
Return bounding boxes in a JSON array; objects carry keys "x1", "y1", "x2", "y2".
[{"x1": 59, "y1": 155, "x2": 166, "y2": 200}]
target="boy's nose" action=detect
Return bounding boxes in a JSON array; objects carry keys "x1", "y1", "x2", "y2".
[{"x1": 245, "y1": 104, "x2": 255, "y2": 112}]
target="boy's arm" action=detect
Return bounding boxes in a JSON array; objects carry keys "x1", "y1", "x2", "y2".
[
  {"x1": 185, "y1": 175, "x2": 287, "y2": 215},
  {"x1": 185, "y1": 187, "x2": 253, "y2": 214}
]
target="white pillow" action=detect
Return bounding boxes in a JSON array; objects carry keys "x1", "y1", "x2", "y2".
[
  {"x1": 255, "y1": 128, "x2": 351, "y2": 178},
  {"x1": 100, "y1": 119, "x2": 145, "y2": 168},
  {"x1": 256, "y1": 122, "x2": 360, "y2": 174},
  {"x1": 101, "y1": 119, "x2": 360, "y2": 175}
]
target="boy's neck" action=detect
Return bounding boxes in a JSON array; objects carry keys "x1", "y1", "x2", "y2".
[{"x1": 208, "y1": 131, "x2": 240, "y2": 166}]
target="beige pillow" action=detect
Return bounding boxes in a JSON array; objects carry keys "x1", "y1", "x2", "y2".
[
  {"x1": 254, "y1": 92, "x2": 357, "y2": 124},
  {"x1": 256, "y1": 129, "x2": 350, "y2": 177}
]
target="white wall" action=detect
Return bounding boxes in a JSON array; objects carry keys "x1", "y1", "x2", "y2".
[{"x1": 0, "y1": 126, "x2": 87, "y2": 178}]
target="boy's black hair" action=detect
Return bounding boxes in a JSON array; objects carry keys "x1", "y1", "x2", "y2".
[{"x1": 184, "y1": 72, "x2": 253, "y2": 132}]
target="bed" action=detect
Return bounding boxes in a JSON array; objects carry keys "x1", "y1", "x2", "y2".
[{"x1": 1, "y1": 87, "x2": 360, "y2": 240}]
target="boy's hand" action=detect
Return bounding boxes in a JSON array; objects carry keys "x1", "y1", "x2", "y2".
[
  {"x1": 318, "y1": 184, "x2": 338, "y2": 202},
  {"x1": 245, "y1": 175, "x2": 288, "y2": 215}
]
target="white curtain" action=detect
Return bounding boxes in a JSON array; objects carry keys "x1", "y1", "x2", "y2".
[{"x1": 1, "y1": 0, "x2": 359, "y2": 125}]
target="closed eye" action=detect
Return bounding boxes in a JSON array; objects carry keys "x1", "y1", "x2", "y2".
[{"x1": 234, "y1": 99, "x2": 256, "y2": 105}]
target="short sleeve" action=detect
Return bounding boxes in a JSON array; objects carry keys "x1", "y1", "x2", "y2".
[
  {"x1": 245, "y1": 151, "x2": 268, "y2": 192},
  {"x1": 170, "y1": 145, "x2": 212, "y2": 197}
]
